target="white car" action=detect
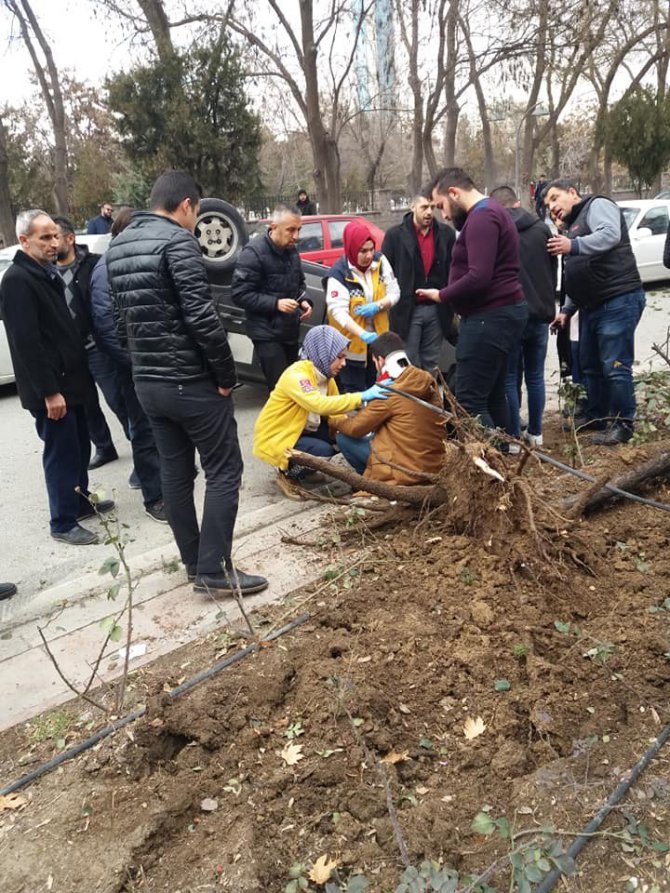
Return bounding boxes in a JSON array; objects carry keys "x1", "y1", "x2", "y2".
[
  {"x1": 618, "y1": 199, "x2": 670, "y2": 284},
  {"x1": 0, "y1": 233, "x2": 111, "y2": 386}
]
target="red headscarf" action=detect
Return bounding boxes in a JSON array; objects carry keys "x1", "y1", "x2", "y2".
[{"x1": 343, "y1": 220, "x2": 375, "y2": 272}]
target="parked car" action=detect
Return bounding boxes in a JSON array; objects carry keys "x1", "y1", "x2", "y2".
[
  {"x1": 654, "y1": 190, "x2": 670, "y2": 200},
  {"x1": 618, "y1": 199, "x2": 670, "y2": 283},
  {"x1": 247, "y1": 214, "x2": 385, "y2": 266}
]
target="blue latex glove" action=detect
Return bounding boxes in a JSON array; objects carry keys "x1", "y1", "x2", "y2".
[
  {"x1": 360, "y1": 330, "x2": 378, "y2": 345},
  {"x1": 355, "y1": 302, "x2": 382, "y2": 318},
  {"x1": 360, "y1": 384, "x2": 390, "y2": 403}
]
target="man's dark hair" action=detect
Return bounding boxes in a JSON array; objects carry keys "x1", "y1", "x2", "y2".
[
  {"x1": 489, "y1": 185, "x2": 518, "y2": 208},
  {"x1": 52, "y1": 215, "x2": 75, "y2": 237},
  {"x1": 111, "y1": 207, "x2": 134, "y2": 238},
  {"x1": 149, "y1": 170, "x2": 202, "y2": 213},
  {"x1": 544, "y1": 178, "x2": 580, "y2": 198},
  {"x1": 370, "y1": 331, "x2": 406, "y2": 359},
  {"x1": 298, "y1": 189, "x2": 307, "y2": 196},
  {"x1": 428, "y1": 166, "x2": 477, "y2": 196}
]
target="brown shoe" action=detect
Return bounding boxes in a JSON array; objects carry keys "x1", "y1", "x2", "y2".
[{"x1": 275, "y1": 472, "x2": 305, "y2": 501}]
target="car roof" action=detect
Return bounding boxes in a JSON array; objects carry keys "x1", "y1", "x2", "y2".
[{"x1": 617, "y1": 199, "x2": 670, "y2": 208}]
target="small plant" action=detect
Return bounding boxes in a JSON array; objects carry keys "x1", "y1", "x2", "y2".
[
  {"x1": 512, "y1": 643, "x2": 528, "y2": 660},
  {"x1": 394, "y1": 861, "x2": 495, "y2": 893},
  {"x1": 583, "y1": 641, "x2": 615, "y2": 665},
  {"x1": 285, "y1": 863, "x2": 310, "y2": 893},
  {"x1": 285, "y1": 720, "x2": 305, "y2": 740},
  {"x1": 29, "y1": 709, "x2": 71, "y2": 745},
  {"x1": 459, "y1": 567, "x2": 477, "y2": 585}
]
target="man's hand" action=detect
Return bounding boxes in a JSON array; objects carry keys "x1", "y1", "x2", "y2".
[
  {"x1": 299, "y1": 301, "x2": 313, "y2": 321},
  {"x1": 549, "y1": 312, "x2": 568, "y2": 333},
  {"x1": 217, "y1": 386, "x2": 233, "y2": 397},
  {"x1": 45, "y1": 393, "x2": 67, "y2": 419},
  {"x1": 277, "y1": 298, "x2": 299, "y2": 314},
  {"x1": 547, "y1": 235, "x2": 572, "y2": 256},
  {"x1": 415, "y1": 288, "x2": 441, "y2": 303}
]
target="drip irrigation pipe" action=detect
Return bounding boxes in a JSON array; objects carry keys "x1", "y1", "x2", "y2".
[
  {"x1": 535, "y1": 718, "x2": 670, "y2": 892},
  {"x1": 379, "y1": 384, "x2": 670, "y2": 513},
  {"x1": 0, "y1": 613, "x2": 311, "y2": 797}
]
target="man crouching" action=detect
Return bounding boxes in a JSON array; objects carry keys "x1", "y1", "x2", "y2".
[{"x1": 333, "y1": 332, "x2": 446, "y2": 485}]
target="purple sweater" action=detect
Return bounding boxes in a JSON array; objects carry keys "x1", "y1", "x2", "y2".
[{"x1": 438, "y1": 198, "x2": 523, "y2": 317}]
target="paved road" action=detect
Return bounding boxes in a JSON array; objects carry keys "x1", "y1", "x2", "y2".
[
  {"x1": 1, "y1": 283, "x2": 669, "y2": 626},
  {"x1": 0, "y1": 380, "x2": 287, "y2": 624}
]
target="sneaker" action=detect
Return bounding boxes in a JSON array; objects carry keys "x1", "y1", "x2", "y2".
[
  {"x1": 51, "y1": 524, "x2": 99, "y2": 545},
  {"x1": 145, "y1": 499, "x2": 168, "y2": 523},
  {"x1": 193, "y1": 569, "x2": 269, "y2": 595},
  {"x1": 522, "y1": 432, "x2": 543, "y2": 448},
  {"x1": 128, "y1": 469, "x2": 141, "y2": 489},
  {"x1": 507, "y1": 442, "x2": 521, "y2": 455},
  {"x1": 275, "y1": 472, "x2": 304, "y2": 501},
  {"x1": 77, "y1": 499, "x2": 116, "y2": 521}
]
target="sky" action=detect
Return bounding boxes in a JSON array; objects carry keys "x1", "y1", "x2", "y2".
[{"x1": 0, "y1": 0, "x2": 129, "y2": 107}]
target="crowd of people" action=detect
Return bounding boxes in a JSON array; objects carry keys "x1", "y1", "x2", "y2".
[{"x1": 0, "y1": 165, "x2": 654, "y2": 601}]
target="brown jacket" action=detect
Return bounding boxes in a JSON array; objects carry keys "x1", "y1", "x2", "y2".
[{"x1": 333, "y1": 366, "x2": 446, "y2": 485}]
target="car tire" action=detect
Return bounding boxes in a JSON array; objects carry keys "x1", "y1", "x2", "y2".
[{"x1": 195, "y1": 198, "x2": 248, "y2": 282}]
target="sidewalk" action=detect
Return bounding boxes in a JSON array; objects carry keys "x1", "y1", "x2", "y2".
[{"x1": 0, "y1": 502, "x2": 332, "y2": 732}]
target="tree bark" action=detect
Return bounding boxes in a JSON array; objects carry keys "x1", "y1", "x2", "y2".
[
  {"x1": 561, "y1": 451, "x2": 670, "y2": 515},
  {"x1": 137, "y1": 0, "x2": 174, "y2": 61},
  {"x1": 0, "y1": 115, "x2": 16, "y2": 246}
]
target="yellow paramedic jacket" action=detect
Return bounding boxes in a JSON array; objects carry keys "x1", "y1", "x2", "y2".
[{"x1": 253, "y1": 359, "x2": 363, "y2": 470}]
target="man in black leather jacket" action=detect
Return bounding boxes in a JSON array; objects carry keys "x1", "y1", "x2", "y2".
[
  {"x1": 107, "y1": 171, "x2": 267, "y2": 595},
  {"x1": 231, "y1": 204, "x2": 313, "y2": 390}
]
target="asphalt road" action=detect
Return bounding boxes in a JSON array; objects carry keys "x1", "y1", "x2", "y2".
[{"x1": 1, "y1": 283, "x2": 669, "y2": 626}]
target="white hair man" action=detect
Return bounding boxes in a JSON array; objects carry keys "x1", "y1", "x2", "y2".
[{"x1": 0, "y1": 210, "x2": 114, "y2": 544}]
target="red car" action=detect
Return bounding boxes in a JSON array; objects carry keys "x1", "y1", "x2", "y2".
[{"x1": 248, "y1": 214, "x2": 385, "y2": 266}]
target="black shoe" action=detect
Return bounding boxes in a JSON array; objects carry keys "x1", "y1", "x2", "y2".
[
  {"x1": 145, "y1": 499, "x2": 168, "y2": 523},
  {"x1": 562, "y1": 415, "x2": 606, "y2": 432},
  {"x1": 51, "y1": 524, "x2": 99, "y2": 545},
  {"x1": 128, "y1": 469, "x2": 141, "y2": 489},
  {"x1": 591, "y1": 424, "x2": 633, "y2": 446},
  {"x1": 193, "y1": 569, "x2": 269, "y2": 595},
  {"x1": 77, "y1": 499, "x2": 116, "y2": 521},
  {"x1": 186, "y1": 564, "x2": 197, "y2": 582},
  {"x1": 88, "y1": 448, "x2": 119, "y2": 470},
  {"x1": 0, "y1": 582, "x2": 17, "y2": 601}
]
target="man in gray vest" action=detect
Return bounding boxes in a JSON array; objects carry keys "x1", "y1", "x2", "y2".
[{"x1": 545, "y1": 180, "x2": 645, "y2": 445}]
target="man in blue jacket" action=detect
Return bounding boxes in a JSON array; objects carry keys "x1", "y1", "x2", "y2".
[{"x1": 86, "y1": 202, "x2": 114, "y2": 235}]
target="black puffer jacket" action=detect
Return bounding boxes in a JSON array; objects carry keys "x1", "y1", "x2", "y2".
[
  {"x1": 231, "y1": 231, "x2": 308, "y2": 343},
  {"x1": 106, "y1": 212, "x2": 236, "y2": 388},
  {"x1": 508, "y1": 208, "x2": 557, "y2": 322}
]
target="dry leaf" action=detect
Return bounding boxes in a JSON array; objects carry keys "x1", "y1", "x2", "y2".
[
  {"x1": 0, "y1": 792, "x2": 27, "y2": 811},
  {"x1": 651, "y1": 706, "x2": 661, "y2": 726},
  {"x1": 200, "y1": 798, "x2": 218, "y2": 812},
  {"x1": 416, "y1": 785, "x2": 429, "y2": 795},
  {"x1": 398, "y1": 703, "x2": 412, "y2": 714},
  {"x1": 309, "y1": 854, "x2": 339, "y2": 884},
  {"x1": 463, "y1": 716, "x2": 486, "y2": 740},
  {"x1": 357, "y1": 655, "x2": 372, "y2": 664},
  {"x1": 280, "y1": 742, "x2": 304, "y2": 766},
  {"x1": 381, "y1": 750, "x2": 410, "y2": 764}
]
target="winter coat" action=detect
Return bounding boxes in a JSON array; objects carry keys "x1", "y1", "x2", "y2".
[
  {"x1": 296, "y1": 198, "x2": 317, "y2": 216},
  {"x1": 664, "y1": 221, "x2": 670, "y2": 269},
  {"x1": 381, "y1": 213, "x2": 457, "y2": 342},
  {"x1": 0, "y1": 251, "x2": 93, "y2": 411},
  {"x1": 60, "y1": 244, "x2": 100, "y2": 341},
  {"x1": 89, "y1": 255, "x2": 131, "y2": 368},
  {"x1": 332, "y1": 365, "x2": 445, "y2": 486},
  {"x1": 253, "y1": 358, "x2": 362, "y2": 469},
  {"x1": 86, "y1": 214, "x2": 112, "y2": 235},
  {"x1": 106, "y1": 211, "x2": 236, "y2": 388},
  {"x1": 231, "y1": 231, "x2": 308, "y2": 344},
  {"x1": 508, "y1": 208, "x2": 557, "y2": 322}
]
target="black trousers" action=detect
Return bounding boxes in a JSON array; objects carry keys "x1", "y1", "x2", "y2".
[
  {"x1": 32, "y1": 404, "x2": 92, "y2": 533},
  {"x1": 117, "y1": 368, "x2": 162, "y2": 506},
  {"x1": 136, "y1": 378, "x2": 243, "y2": 575},
  {"x1": 254, "y1": 340, "x2": 299, "y2": 391}
]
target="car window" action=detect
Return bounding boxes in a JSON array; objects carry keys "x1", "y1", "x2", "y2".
[
  {"x1": 621, "y1": 207, "x2": 640, "y2": 231},
  {"x1": 328, "y1": 220, "x2": 348, "y2": 249},
  {"x1": 639, "y1": 205, "x2": 669, "y2": 236},
  {"x1": 297, "y1": 222, "x2": 324, "y2": 252}
]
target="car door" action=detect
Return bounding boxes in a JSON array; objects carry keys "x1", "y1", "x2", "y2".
[
  {"x1": 632, "y1": 204, "x2": 670, "y2": 282},
  {"x1": 296, "y1": 221, "x2": 326, "y2": 264}
]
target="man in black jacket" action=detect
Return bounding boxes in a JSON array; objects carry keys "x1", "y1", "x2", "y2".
[
  {"x1": 490, "y1": 186, "x2": 557, "y2": 448},
  {"x1": 53, "y1": 216, "x2": 126, "y2": 470},
  {"x1": 381, "y1": 193, "x2": 456, "y2": 372},
  {"x1": 295, "y1": 190, "x2": 316, "y2": 216},
  {"x1": 0, "y1": 210, "x2": 114, "y2": 545},
  {"x1": 231, "y1": 204, "x2": 313, "y2": 390},
  {"x1": 107, "y1": 170, "x2": 267, "y2": 595}
]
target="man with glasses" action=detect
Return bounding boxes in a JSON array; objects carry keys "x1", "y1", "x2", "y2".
[{"x1": 86, "y1": 202, "x2": 114, "y2": 235}]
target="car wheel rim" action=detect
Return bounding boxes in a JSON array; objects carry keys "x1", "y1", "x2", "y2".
[{"x1": 195, "y1": 212, "x2": 238, "y2": 262}]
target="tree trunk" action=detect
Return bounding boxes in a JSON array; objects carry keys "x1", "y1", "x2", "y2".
[
  {"x1": 0, "y1": 115, "x2": 16, "y2": 246},
  {"x1": 562, "y1": 451, "x2": 670, "y2": 516},
  {"x1": 137, "y1": 0, "x2": 174, "y2": 61}
]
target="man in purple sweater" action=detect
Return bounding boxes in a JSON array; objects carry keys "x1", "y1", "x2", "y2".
[{"x1": 417, "y1": 167, "x2": 527, "y2": 432}]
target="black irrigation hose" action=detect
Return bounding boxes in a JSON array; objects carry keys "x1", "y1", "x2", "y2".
[
  {"x1": 535, "y1": 719, "x2": 670, "y2": 893},
  {"x1": 0, "y1": 613, "x2": 311, "y2": 797}
]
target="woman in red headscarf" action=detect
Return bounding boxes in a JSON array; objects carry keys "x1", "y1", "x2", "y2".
[{"x1": 326, "y1": 220, "x2": 400, "y2": 392}]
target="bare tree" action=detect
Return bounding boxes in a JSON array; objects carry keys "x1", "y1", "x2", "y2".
[
  {"x1": 3, "y1": 0, "x2": 69, "y2": 212},
  {"x1": 0, "y1": 114, "x2": 16, "y2": 245}
]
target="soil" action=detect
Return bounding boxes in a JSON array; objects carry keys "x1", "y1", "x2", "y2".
[{"x1": 1, "y1": 414, "x2": 670, "y2": 893}]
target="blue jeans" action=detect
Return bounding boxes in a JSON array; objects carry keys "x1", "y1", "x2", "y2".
[
  {"x1": 289, "y1": 420, "x2": 335, "y2": 477},
  {"x1": 406, "y1": 304, "x2": 443, "y2": 372},
  {"x1": 33, "y1": 405, "x2": 92, "y2": 533},
  {"x1": 505, "y1": 319, "x2": 549, "y2": 438},
  {"x1": 336, "y1": 432, "x2": 372, "y2": 474},
  {"x1": 456, "y1": 301, "x2": 529, "y2": 430},
  {"x1": 579, "y1": 289, "x2": 645, "y2": 425}
]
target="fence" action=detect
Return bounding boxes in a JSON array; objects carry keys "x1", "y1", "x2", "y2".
[{"x1": 240, "y1": 189, "x2": 411, "y2": 220}]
